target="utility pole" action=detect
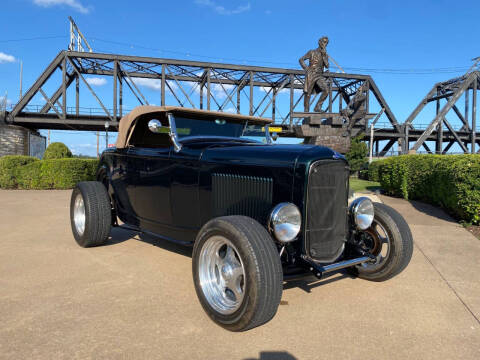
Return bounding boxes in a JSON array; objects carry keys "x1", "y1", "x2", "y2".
[
  {"x1": 19, "y1": 61, "x2": 23, "y2": 100},
  {"x1": 47, "y1": 130, "x2": 50, "y2": 145}
]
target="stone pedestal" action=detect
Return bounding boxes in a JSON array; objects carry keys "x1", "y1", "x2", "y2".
[{"x1": 293, "y1": 114, "x2": 363, "y2": 154}]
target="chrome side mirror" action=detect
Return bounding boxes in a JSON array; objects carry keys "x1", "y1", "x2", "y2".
[
  {"x1": 148, "y1": 119, "x2": 163, "y2": 133},
  {"x1": 271, "y1": 132, "x2": 278, "y2": 142}
]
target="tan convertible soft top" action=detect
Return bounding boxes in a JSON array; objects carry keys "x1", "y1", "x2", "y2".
[{"x1": 116, "y1": 106, "x2": 273, "y2": 149}]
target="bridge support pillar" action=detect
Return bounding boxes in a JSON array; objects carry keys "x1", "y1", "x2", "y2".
[{"x1": 0, "y1": 124, "x2": 46, "y2": 158}]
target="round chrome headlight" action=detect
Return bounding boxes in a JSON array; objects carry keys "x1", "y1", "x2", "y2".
[
  {"x1": 350, "y1": 197, "x2": 374, "y2": 230},
  {"x1": 268, "y1": 203, "x2": 301, "y2": 243}
]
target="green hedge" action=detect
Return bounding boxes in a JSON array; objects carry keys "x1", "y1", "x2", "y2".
[
  {"x1": 375, "y1": 155, "x2": 480, "y2": 224},
  {"x1": 0, "y1": 155, "x2": 39, "y2": 189},
  {"x1": 367, "y1": 160, "x2": 383, "y2": 182},
  {"x1": 43, "y1": 142, "x2": 73, "y2": 160},
  {"x1": 0, "y1": 156, "x2": 98, "y2": 190}
]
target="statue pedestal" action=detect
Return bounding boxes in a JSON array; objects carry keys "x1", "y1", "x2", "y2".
[{"x1": 292, "y1": 112, "x2": 361, "y2": 154}]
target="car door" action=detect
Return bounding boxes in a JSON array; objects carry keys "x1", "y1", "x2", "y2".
[
  {"x1": 169, "y1": 147, "x2": 202, "y2": 237},
  {"x1": 132, "y1": 147, "x2": 173, "y2": 233},
  {"x1": 109, "y1": 148, "x2": 139, "y2": 226}
]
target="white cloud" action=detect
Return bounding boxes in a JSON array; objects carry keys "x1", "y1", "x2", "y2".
[
  {"x1": 0, "y1": 52, "x2": 15, "y2": 63},
  {"x1": 129, "y1": 78, "x2": 178, "y2": 93},
  {"x1": 194, "y1": 0, "x2": 250, "y2": 15},
  {"x1": 33, "y1": 0, "x2": 90, "y2": 14},
  {"x1": 86, "y1": 77, "x2": 107, "y2": 86},
  {"x1": 259, "y1": 86, "x2": 302, "y2": 96},
  {"x1": 131, "y1": 77, "x2": 161, "y2": 91},
  {"x1": 259, "y1": 86, "x2": 289, "y2": 94},
  {"x1": 193, "y1": 83, "x2": 235, "y2": 100},
  {"x1": 212, "y1": 83, "x2": 235, "y2": 99}
]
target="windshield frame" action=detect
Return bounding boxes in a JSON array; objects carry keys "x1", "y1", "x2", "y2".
[{"x1": 167, "y1": 113, "x2": 271, "y2": 143}]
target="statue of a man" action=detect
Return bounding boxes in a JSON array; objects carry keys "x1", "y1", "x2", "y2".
[{"x1": 299, "y1": 36, "x2": 330, "y2": 112}]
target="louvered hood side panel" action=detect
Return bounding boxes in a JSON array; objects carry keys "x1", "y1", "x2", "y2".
[{"x1": 212, "y1": 173, "x2": 273, "y2": 224}]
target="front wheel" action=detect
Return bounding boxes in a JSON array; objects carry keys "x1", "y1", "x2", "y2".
[
  {"x1": 70, "y1": 181, "x2": 111, "y2": 248},
  {"x1": 350, "y1": 203, "x2": 413, "y2": 281},
  {"x1": 192, "y1": 216, "x2": 283, "y2": 332}
]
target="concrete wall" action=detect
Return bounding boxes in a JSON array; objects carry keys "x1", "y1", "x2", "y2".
[{"x1": 0, "y1": 124, "x2": 46, "y2": 158}]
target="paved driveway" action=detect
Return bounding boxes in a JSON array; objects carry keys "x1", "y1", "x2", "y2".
[{"x1": 0, "y1": 190, "x2": 479, "y2": 359}]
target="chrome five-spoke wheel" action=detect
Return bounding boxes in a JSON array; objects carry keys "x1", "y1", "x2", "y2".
[
  {"x1": 192, "y1": 216, "x2": 283, "y2": 331},
  {"x1": 198, "y1": 236, "x2": 246, "y2": 315}
]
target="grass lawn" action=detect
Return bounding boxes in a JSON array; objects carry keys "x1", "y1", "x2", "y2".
[{"x1": 350, "y1": 178, "x2": 381, "y2": 193}]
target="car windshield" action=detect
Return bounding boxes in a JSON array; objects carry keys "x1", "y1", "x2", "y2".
[{"x1": 173, "y1": 116, "x2": 266, "y2": 140}]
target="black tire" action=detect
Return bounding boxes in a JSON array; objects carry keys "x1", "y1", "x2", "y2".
[
  {"x1": 70, "y1": 181, "x2": 112, "y2": 248},
  {"x1": 351, "y1": 203, "x2": 413, "y2": 282},
  {"x1": 192, "y1": 216, "x2": 283, "y2": 332}
]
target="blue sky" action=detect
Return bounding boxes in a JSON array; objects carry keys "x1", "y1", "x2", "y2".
[{"x1": 1, "y1": 0, "x2": 479, "y2": 156}]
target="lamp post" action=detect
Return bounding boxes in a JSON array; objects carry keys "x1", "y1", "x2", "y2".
[{"x1": 104, "y1": 121, "x2": 109, "y2": 150}]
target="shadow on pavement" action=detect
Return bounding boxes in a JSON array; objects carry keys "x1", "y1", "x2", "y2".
[
  {"x1": 407, "y1": 199, "x2": 457, "y2": 223},
  {"x1": 283, "y1": 271, "x2": 354, "y2": 293},
  {"x1": 244, "y1": 351, "x2": 297, "y2": 360},
  {"x1": 106, "y1": 226, "x2": 193, "y2": 258}
]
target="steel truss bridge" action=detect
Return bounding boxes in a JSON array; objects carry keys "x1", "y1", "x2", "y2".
[{"x1": 2, "y1": 50, "x2": 479, "y2": 155}]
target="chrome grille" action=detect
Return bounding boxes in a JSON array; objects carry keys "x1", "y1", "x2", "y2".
[{"x1": 305, "y1": 160, "x2": 349, "y2": 262}]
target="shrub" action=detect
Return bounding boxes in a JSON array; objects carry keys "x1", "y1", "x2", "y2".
[
  {"x1": 377, "y1": 154, "x2": 480, "y2": 224},
  {"x1": 17, "y1": 158, "x2": 98, "y2": 189},
  {"x1": 43, "y1": 142, "x2": 72, "y2": 160},
  {"x1": 346, "y1": 136, "x2": 368, "y2": 174},
  {"x1": 367, "y1": 159, "x2": 385, "y2": 182},
  {"x1": 0, "y1": 155, "x2": 39, "y2": 189}
]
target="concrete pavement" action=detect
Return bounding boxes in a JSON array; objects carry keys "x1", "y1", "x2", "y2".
[{"x1": 0, "y1": 190, "x2": 479, "y2": 359}]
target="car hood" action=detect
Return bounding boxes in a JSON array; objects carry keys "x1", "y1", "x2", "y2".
[{"x1": 200, "y1": 142, "x2": 343, "y2": 167}]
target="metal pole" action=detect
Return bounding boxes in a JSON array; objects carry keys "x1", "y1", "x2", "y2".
[
  {"x1": 48, "y1": 130, "x2": 50, "y2": 146},
  {"x1": 119, "y1": 72, "x2": 123, "y2": 117},
  {"x1": 113, "y1": 60, "x2": 117, "y2": 121},
  {"x1": 465, "y1": 88, "x2": 469, "y2": 128},
  {"x1": 289, "y1": 74, "x2": 294, "y2": 127},
  {"x1": 96, "y1": 132, "x2": 99, "y2": 158},
  {"x1": 272, "y1": 88, "x2": 276, "y2": 121},
  {"x1": 106, "y1": 129, "x2": 108, "y2": 149},
  {"x1": 249, "y1": 71, "x2": 253, "y2": 116},
  {"x1": 369, "y1": 125, "x2": 374, "y2": 163},
  {"x1": 207, "y1": 69, "x2": 211, "y2": 110},
  {"x1": 436, "y1": 88, "x2": 441, "y2": 154},
  {"x1": 236, "y1": 85, "x2": 240, "y2": 114},
  {"x1": 75, "y1": 75, "x2": 79, "y2": 116},
  {"x1": 161, "y1": 64, "x2": 165, "y2": 106},
  {"x1": 19, "y1": 60, "x2": 23, "y2": 100},
  {"x1": 473, "y1": 78, "x2": 477, "y2": 153},
  {"x1": 62, "y1": 56, "x2": 67, "y2": 119}
]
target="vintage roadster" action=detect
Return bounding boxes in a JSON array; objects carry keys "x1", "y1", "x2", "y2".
[{"x1": 70, "y1": 106, "x2": 413, "y2": 331}]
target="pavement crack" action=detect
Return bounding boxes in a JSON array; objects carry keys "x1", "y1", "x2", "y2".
[{"x1": 414, "y1": 243, "x2": 480, "y2": 326}]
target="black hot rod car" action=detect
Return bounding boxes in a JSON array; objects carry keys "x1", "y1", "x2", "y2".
[{"x1": 70, "y1": 106, "x2": 413, "y2": 331}]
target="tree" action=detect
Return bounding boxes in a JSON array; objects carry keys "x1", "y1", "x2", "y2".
[
  {"x1": 43, "y1": 142, "x2": 72, "y2": 160},
  {"x1": 345, "y1": 136, "x2": 367, "y2": 174}
]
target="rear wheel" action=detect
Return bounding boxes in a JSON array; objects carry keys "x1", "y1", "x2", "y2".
[
  {"x1": 350, "y1": 203, "x2": 413, "y2": 281},
  {"x1": 192, "y1": 216, "x2": 283, "y2": 331},
  {"x1": 70, "y1": 181, "x2": 111, "y2": 248}
]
